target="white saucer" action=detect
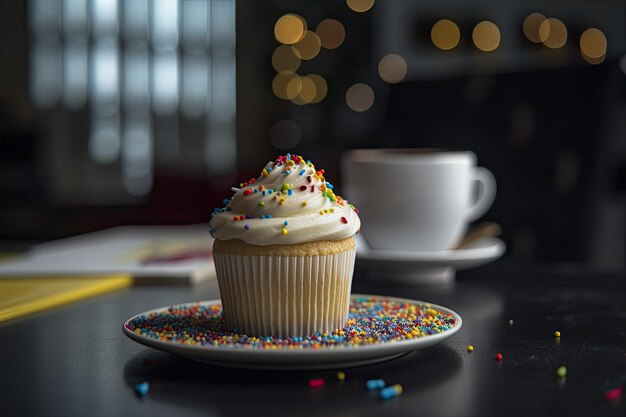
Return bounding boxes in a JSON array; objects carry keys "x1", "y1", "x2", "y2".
[
  {"x1": 355, "y1": 234, "x2": 506, "y2": 285},
  {"x1": 122, "y1": 294, "x2": 462, "y2": 371}
]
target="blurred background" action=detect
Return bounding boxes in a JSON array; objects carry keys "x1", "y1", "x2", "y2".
[{"x1": 1, "y1": 0, "x2": 625, "y2": 267}]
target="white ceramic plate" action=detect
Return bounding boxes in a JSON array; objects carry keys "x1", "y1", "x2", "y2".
[
  {"x1": 355, "y1": 234, "x2": 505, "y2": 285},
  {"x1": 122, "y1": 294, "x2": 462, "y2": 370}
]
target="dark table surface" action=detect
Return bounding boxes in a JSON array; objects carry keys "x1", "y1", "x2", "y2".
[{"x1": 1, "y1": 260, "x2": 626, "y2": 417}]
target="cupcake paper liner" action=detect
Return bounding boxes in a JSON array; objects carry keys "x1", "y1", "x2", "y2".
[{"x1": 213, "y1": 249, "x2": 356, "y2": 337}]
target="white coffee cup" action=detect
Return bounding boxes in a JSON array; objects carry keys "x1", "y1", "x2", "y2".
[{"x1": 342, "y1": 149, "x2": 496, "y2": 252}]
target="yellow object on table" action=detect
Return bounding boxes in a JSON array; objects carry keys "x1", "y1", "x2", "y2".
[{"x1": 0, "y1": 274, "x2": 132, "y2": 323}]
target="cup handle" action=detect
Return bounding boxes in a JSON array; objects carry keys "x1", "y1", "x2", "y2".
[{"x1": 466, "y1": 167, "x2": 496, "y2": 221}]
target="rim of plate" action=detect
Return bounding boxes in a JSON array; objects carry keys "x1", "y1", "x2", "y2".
[
  {"x1": 357, "y1": 237, "x2": 505, "y2": 262},
  {"x1": 122, "y1": 294, "x2": 462, "y2": 357}
]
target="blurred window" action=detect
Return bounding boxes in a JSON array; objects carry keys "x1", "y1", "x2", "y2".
[{"x1": 28, "y1": 0, "x2": 236, "y2": 196}]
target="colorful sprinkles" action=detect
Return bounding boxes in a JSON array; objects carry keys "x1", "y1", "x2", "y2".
[
  {"x1": 125, "y1": 297, "x2": 458, "y2": 350},
  {"x1": 208, "y1": 154, "x2": 359, "y2": 238}
]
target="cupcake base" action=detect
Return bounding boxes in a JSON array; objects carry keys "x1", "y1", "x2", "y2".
[{"x1": 213, "y1": 238, "x2": 356, "y2": 337}]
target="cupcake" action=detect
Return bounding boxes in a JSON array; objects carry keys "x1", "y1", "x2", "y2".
[{"x1": 209, "y1": 154, "x2": 361, "y2": 337}]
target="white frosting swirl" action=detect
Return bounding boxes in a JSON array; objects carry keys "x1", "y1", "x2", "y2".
[{"x1": 209, "y1": 156, "x2": 360, "y2": 246}]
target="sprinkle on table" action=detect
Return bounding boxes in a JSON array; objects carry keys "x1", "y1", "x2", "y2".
[
  {"x1": 467, "y1": 345, "x2": 474, "y2": 353},
  {"x1": 134, "y1": 381, "x2": 150, "y2": 397},
  {"x1": 556, "y1": 366, "x2": 567, "y2": 378},
  {"x1": 380, "y1": 384, "x2": 403, "y2": 400},
  {"x1": 337, "y1": 371, "x2": 346, "y2": 381},
  {"x1": 495, "y1": 353, "x2": 503, "y2": 362},
  {"x1": 366, "y1": 379, "x2": 385, "y2": 390},
  {"x1": 554, "y1": 330, "x2": 561, "y2": 338},
  {"x1": 308, "y1": 379, "x2": 324, "y2": 388},
  {"x1": 605, "y1": 387, "x2": 623, "y2": 401}
]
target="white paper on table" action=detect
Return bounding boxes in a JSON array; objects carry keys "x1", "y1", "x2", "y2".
[{"x1": 0, "y1": 225, "x2": 215, "y2": 286}]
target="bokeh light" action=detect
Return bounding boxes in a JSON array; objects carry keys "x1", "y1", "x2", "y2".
[
  {"x1": 346, "y1": 0, "x2": 375, "y2": 13},
  {"x1": 308, "y1": 74, "x2": 328, "y2": 103},
  {"x1": 292, "y1": 30, "x2": 321, "y2": 60},
  {"x1": 378, "y1": 54, "x2": 407, "y2": 84},
  {"x1": 316, "y1": 19, "x2": 345, "y2": 50},
  {"x1": 270, "y1": 119, "x2": 302, "y2": 150},
  {"x1": 272, "y1": 45, "x2": 301, "y2": 73},
  {"x1": 472, "y1": 21, "x2": 501, "y2": 52},
  {"x1": 290, "y1": 75, "x2": 317, "y2": 105},
  {"x1": 523, "y1": 13, "x2": 547, "y2": 43},
  {"x1": 582, "y1": 54, "x2": 606, "y2": 65},
  {"x1": 539, "y1": 18, "x2": 567, "y2": 49},
  {"x1": 273, "y1": 72, "x2": 301, "y2": 100},
  {"x1": 431, "y1": 19, "x2": 460, "y2": 51},
  {"x1": 346, "y1": 83, "x2": 374, "y2": 112},
  {"x1": 580, "y1": 28, "x2": 607, "y2": 60},
  {"x1": 274, "y1": 14, "x2": 306, "y2": 45}
]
